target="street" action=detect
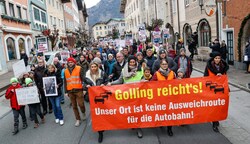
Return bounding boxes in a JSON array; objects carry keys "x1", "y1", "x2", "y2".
[{"x1": 1, "y1": 70, "x2": 249, "y2": 144}]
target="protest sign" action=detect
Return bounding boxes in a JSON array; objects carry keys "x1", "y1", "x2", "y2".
[
  {"x1": 16, "y1": 86, "x2": 40, "y2": 105},
  {"x1": 152, "y1": 31, "x2": 162, "y2": 43},
  {"x1": 125, "y1": 34, "x2": 133, "y2": 46},
  {"x1": 60, "y1": 50, "x2": 70, "y2": 64},
  {"x1": 89, "y1": 75, "x2": 229, "y2": 131},
  {"x1": 13, "y1": 59, "x2": 26, "y2": 78},
  {"x1": 138, "y1": 30, "x2": 147, "y2": 42},
  {"x1": 43, "y1": 76, "x2": 58, "y2": 96},
  {"x1": 37, "y1": 37, "x2": 48, "y2": 52}
]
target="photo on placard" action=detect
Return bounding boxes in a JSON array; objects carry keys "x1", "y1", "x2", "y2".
[{"x1": 43, "y1": 76, "x2": 58, "y2": 96}]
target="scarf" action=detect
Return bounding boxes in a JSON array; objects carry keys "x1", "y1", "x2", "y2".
[
  {"x1": 143, "y1": 74, "x2": 152, "y2": 80},
  {"x1": 159, "y1": 67, "x2": 170, "y2": 77},
  {"x1": 123, "y1": 63, "x2": 138, "y2": 79},
  {"x1": 90, "y1": 69, "x2": 100, "y2": 83}
]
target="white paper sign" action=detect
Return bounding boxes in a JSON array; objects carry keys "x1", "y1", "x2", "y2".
[
  {"x1": 60, "y1": 50, "x2": 70, "y2": 64},
  {"x1": 16, "y1": 86, "x2": 40, "y2": 105},
  {"x1": 13, "y1": 59, "x2": 26, "y2": 78}
]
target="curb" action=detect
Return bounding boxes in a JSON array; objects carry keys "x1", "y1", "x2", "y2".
[
  {"x1": 193, "y1": 67, "x2": 250, "y2": 93},
  {"x1": 0, "y1": 109, "x2": 11, "y2": 120}
]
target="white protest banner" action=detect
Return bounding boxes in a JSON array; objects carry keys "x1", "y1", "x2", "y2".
[
  {"x1": 60, "y1": 50, "x2": 70, "y2": 64},
  {"x1": 16, "y1": 86, "x2": 40, "y2": 105},
  {"x1": 119, "y1": 40, "x2": 125, "y2": 47},
  {"x1": 163, "y1": 28, "x2": 170, "y2": 38},
  {"x1": 37, "y1": 37, "x2": 48, "y2": 52},
  {"x1": 13, "y1": 59, "x2": 26, "y2": 78}
]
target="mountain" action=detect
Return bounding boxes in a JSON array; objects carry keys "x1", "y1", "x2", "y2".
[{"x1": 87, "y1": 0, "x2": 124, "y2": 27}]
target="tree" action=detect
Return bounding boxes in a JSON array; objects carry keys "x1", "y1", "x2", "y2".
[
  {"x1": 42, "y1": 29, "x2": 59, "y2": 51},
  {"x1": 112, "y1": 27, "x2": 119, "y2": 39},
  {"x1": 145, "y1": 19, "x2": 164, "y2": 41}
]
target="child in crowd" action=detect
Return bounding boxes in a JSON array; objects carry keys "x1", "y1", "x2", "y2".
[
  {"x1": 177, "y1": 68, "x2": 186, "y2": 79},
  {"x1": 141, "y1": 67, "x2": 152, "y2": 81},
  {"x1": 25, "y1": 78, "x2": 45, "y2": 128},
  {"x1": 5, "y1": 78, "x2": 28, "y2": 135}
]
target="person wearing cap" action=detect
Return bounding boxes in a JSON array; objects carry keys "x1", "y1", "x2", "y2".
[
  {"x1": 109, "y1": 55, "x2": 144, "y2": 139},
  {"x1": 209, "y1": 39, "x2": 221, "y2": 53},
  {"x1": 145, "y1": 48, "x2": 157, "y2": 74},
  {"x1": 34, "y1": 59, "x2": 52, "y2": 115},
  {"x1": 177, "y1": 68, "x2": 186, "y2": 79},
  {"x1": 19, "y1": 72, "x2": 30, "y2": 87},
  {"x1": 174, "y1": 48, "x2": 193, "y2": 78},
  {"x1": 25, "y1": 78, "x2": 45, "y2": 128},
  {"x1": 152, "y1": 48, "x2": 178, "y2": 74},
  {"x1": 5, "y1": 78, "x2": 27, "y2": 135},
  {"x1": 151, "y1": 59, "x2": 175, "y2": 136},
  {"x1": 204, "y1": 51, "x2": 229, "y2": 132},
  {"x1": 64, "y1": 57, "x2": 86, "y2": 127},
  {"x1": 103, "y1": 54, "x2": 116, "y2": 77},
  {"x1": 92, "y1": 57, "x2": 104, "y2": 71}
]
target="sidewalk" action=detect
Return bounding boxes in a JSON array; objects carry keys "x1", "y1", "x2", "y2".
[
  {"x1": 192, "y1": 59, "x2": 250, "y2": 92},
  {"x1": 0, "y1": 71, "x2": 14, "y2": 96}
]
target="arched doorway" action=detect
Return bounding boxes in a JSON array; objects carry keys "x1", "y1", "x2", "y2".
[
  {"x1": 239, "y1": 14, "x2": 250, "y2": 62},
  {"x1": 27, "y1": 37, "x2": 32, "y2": 52},
  {"x1": 183, "y1": 23, "x2": 192, "y2": 46},
  {"x1": 18, "y1": 38, "x2": 25, "y2": 53},
  {"x1": 6, "y1": 37, "x2": 16, "y2": 60},
  {"x1": 197, "y1": 19, "x2": 211, "y2": 47}
]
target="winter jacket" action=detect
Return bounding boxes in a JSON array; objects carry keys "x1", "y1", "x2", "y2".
[
  {"x1": 84, "y1": 69, "x2": 108, "y2": 86},
  {"x1": 34, "y1": 66, "x2": 47, "y2": 88},
  {"x1": 209, "y1": 43, "x2": 221, "y2": 53},
  {"x1": 46, "y1": 71, "x2": 63, "y2": 96},
  {"x1": 111, "y1": 61, "x2": 126, "y2": 81},
  {"x1": 220, "y1": 45, "x2": 228, "y2": 60},
  {"x1": 152, "y1": 56, "x2": 178, "y2": 74},
  {"x1": 20, "y1": 53, "x2": 29, "y2": 66},
  {"x1": 145, "y1": 55, "x2": 157, "y2": 73},
  {"x1": 5, "y1": 84, "x2": 23, "y2": 110},
  {"x1": 204, "y1": 58, "x2": 229, "y2": 76},
  {"x1": 77, "y1": 59, "x2": 89, "y2": 77},
  {"x1": 104, "y1": 58, "x2": 116, "y2": 75},
  {"x1": 54, "y1": 62, "x2": 63, "y2": 76},
  {"x1": 244, "y1": 44, "x2": 250, "y2": 62},
  {"x1": 174, "y1": 55, "x2": 193, "y2": 78}
]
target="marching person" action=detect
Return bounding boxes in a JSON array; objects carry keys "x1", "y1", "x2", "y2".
[
  {"x1": 46, "y1": 64, "x2": 64, "y2": 126},
  {"x1": 244, "y1": 41, "x2": 250, "y2": 73},
  {"x1": 84, "y1": 61, "x2": 109, "y2": 143},
  {"x1": 204, "y1": 51, "x2": 229, "y2": 132},
  {"x1": 25, "y1": 78, "x2": 45, "y2": 128},
  {"x1": 151, "y1": 59, "x2": 175, "y2": 136},
  {"x1": 64, "y1": 57, "x2": 86, "y2": 127},
  {"x1": 5, "y1": 78, "x2": 28, "y2": 135},
  {"x1": 34, "y1": 59, "x2": 52, "y2": 115},
  {"x1": 109, "y1": 52, "x2": 126, "y2": 81},
  {"x1": 174, "y1": 48, "x2": 193, "y2": 78},
  {"x1": 108, "y1": 55, "x2": 144, "y2": 139}
]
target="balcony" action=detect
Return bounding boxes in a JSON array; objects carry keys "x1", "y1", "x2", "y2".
[{"x1": 61, "y1": 0, "x2": 71, "y2": 3}]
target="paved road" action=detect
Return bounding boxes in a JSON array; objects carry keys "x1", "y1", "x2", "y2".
[{"x1": 0, "y1": 71, "x2": 244, "y2": 144}]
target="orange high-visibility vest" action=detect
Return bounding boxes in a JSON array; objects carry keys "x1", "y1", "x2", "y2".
[
  {"x1": 65, "y1": 66, "x2": 82, "y2": 91},
  {"x1": 156, "y1": 70, "x2": 175, "y2": 81}
]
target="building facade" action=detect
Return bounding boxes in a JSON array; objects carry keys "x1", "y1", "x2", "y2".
[
  {"x1": 0, "y1": 0, "x2": 33, "y2": 73},
  {"x1": 92, "y1": 22, "x2": 108, "y2": 40},
  {"x1": 106, "y1": 18, "x2": 125, "y2": 36},
  {"x1": 222, "y1": 0, "x2": 250, "y2": 69}
]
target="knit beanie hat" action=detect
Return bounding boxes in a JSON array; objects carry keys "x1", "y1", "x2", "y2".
[
  {"x1": 136, "y1": 52, "x2": 143, "y2": 56},
  {"x1": 25, "y1": 78, "x2": 33, "y2": 86},
  {"x1": 159, "y1": 49, "x2": 166, "y2": 55},
  {"x1": 67, "y1": 57, "x2": 76, "y2": 64},
  {"x1": 180, "y1": 48, "x2": 186, "y2": 53},
  {"x1": 10, "y1": 77, "x2": 18, "y2": 84},
  {"x1": 210, "y1": 51, "x2": 221, "y2": 58},
  {"x1": 127, "y1": 55, "x2": 137, "y2": 63},
  {"x1": 177, "y1": 68, "x2": 185, "y2": 74},
  {"x1": 93, "y1": 57, "x2": 102, "y2": 64}
]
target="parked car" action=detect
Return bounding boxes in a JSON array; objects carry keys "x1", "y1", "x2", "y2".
[{"x1": 44, "y1": 51, "x2": 62, "y2": 65}]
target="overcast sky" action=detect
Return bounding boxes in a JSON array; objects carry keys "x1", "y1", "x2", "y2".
[{"x1": 84, "y1": 0, "x2": 101, "y2": 8}]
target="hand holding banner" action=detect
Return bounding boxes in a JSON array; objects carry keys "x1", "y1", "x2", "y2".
[{"x1": 89, "y1": 75, "x2": 229, "y2": 131}]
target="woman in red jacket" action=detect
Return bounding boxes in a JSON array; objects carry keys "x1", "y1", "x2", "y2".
[{"x1": 5, "y1": 78, "x2": 28, "y2": 135}]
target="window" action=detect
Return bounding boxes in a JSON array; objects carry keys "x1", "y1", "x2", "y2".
[
  {"x1": 9, "y1": 3, "x2": 15, "y2": 17},
  {"x1": 100, "y1": 32, "x2": 102, "y2": 35},
  {"x1": 50, "y1": 16, "x2": 53, "y2": 25},
  {"x1": 49, "y1": 0, "x2": 51, "y2": 5},
  {"x1": 96, "y1": 27, "x2": 98, "y2": 30},
  {"x1": 96, "y1": 32, "x2": 98, "y2": 35},
  {"x1": 185, "y1": 0, "x2": 190, "y2": 6},
  {"x1": 99, "y1": 26, "x2": 102, "y2": 30},
  {"x1": 200, "y1": 22, "x2": 210, "y2": 47},
  {"x1": 23, "y1": 8, "x2": 27, "y2": 20},
  {"x1": 54, "y1": 17, "x2": 56, "y2": 25},
  {"x1": 16, "y1": 6, "x2": 22, "y2": 18},
  {"x1": 0, "y1": 2, "x2": 6, "y2": 14},
  {"x1": 41, "y1": 11, "x2": 46, "y2": 23},
  {"x1": 52, "y1": 0, "x2": 55, "y2": 7},
  {"x1": 105, "y1": 31, "x2": 107, "y2": 35},
  {"x1": 33, "y1": 7, "x2": 40, "y2": 21},
  {"x1": 172, "y1": 0, "x2": 176, "y2": 13},
  {"x1": 56, "y1": 1, "x2": 59, "y2": 9},
  {"x1": 61, "y1": 20, "x2": 64, "y2": 28},
  {"x1": 104, "y1": 26, "x2": 107, "y2": 29},
  {"x1": 58, "y1": 19, "x2": 60, "y2": 27},
  {"x1": 6, "y1": 37, "x2": 17, "y2": 60}
]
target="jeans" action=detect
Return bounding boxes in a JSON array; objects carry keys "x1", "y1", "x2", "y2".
[
  {"x1": 29, "y1": 103, "x2": 44, "y2": 124},
  {"x1": 12, "y1": 106, "x2": 27, "y2": 128},
  {"x1": 60, "y1": 81, "x2": 65, "y2": 102},
  {"x1": 38, "y1": 88, "x2": 52, "y2": 112},
  {"x1": 69, "y1": 91, "x2": 85, "y2": 120},
  {"x1": 49, "y1": 96, "x2": 64, "y2": 120}
]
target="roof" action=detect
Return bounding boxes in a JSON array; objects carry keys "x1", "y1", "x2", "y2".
[
  {"x1": 92, "y1": 22, "x2": 107, "y2": 27},
  {"x1": 106, "y1": 18, "x2": 125, "y2": 24}
]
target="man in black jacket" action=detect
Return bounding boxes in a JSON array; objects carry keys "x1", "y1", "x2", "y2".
[
  {"x1": 110, "y1": 52, "x2": 126, "y2": 81},
  {"x1": 209, "y1": 39, "x2": 221, "y2": 53}
]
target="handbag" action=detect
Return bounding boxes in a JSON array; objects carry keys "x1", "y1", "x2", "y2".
[{"x1": 244, "y1": 55, "x2": 248, "y2": 61}]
